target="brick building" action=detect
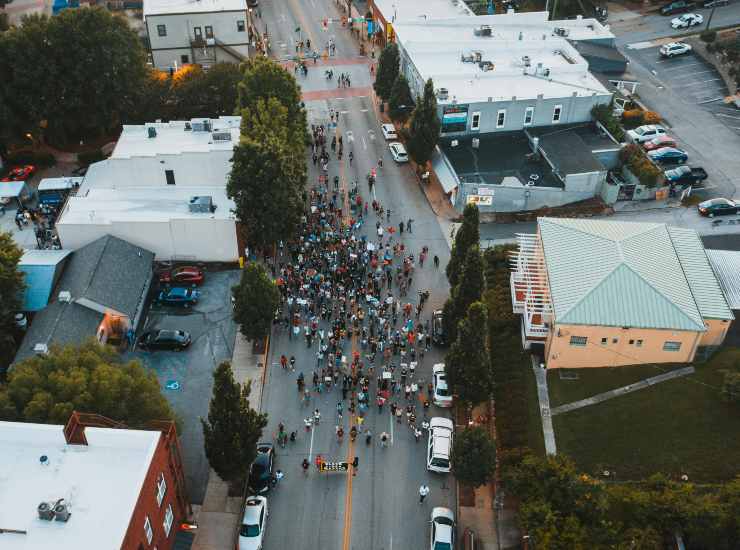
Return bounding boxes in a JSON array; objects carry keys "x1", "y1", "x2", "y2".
[{"x1": 0, "y1": 412, "x2": 191, "y2": 550}]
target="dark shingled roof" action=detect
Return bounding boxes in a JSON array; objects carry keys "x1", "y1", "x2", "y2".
[
  {"x1": 14, "y1": 236, "x2": 153, "y2": 364},
  {"x1": 537, "y1": 131, "x2": 606, "y2": 175}
]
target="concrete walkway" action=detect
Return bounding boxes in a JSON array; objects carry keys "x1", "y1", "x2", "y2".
[
  {"x1": 550, "y1": 366, "x2": 695, "y2": 416},
  {"x1": 532, "y1": 358, "x2": 557, "y2": 456},
  {"x1": 191, "y1": 333, "x2": 267, "y2": 550}
]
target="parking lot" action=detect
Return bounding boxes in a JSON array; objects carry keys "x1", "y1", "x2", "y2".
[
  {"x1": 125, "y1": 267, "x2": 241, "y2": 504},
  {"x1": 628, "y1": 45, "x2": 740, "y2": 136}
]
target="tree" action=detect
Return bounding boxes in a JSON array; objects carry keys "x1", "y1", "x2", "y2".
[
  {"x1": 0, "y1": 8, "x2": 148, "y2": 147},
  {"x1": 1, "y1": 340, "x2": 176, "y2": 426},
  {"x1": 0, "y1": 231, "x2": 24, "y2": 368},
  {"x1": 452, "y1": 426, "x2": 497, "y2": 487},
  {"x1": 405, "y1": 78, "x2": 441, "y2": 166},
  {"x1": 169, "y1": 63, "x2": 242, "y2": 119},
  {"x1": 445, "y1": 246, "x2": 484, "y2": 344},
  {"x1": 201, "y1": 361, "x2": 267, "y2": 486},
  {"x1": 227, "y1": 97, "x2": 307, "y2": 248},
  {"x1": 232, "y1": 262, "x2": 280, "y2": 342},
  {"x1": 373, "y1": 43, "x2": 399, "y2": 101},
  {"x1": 446, "y1": 203, "x2": 480, "y2": 286},
  {"x1": 445, "y1": 302, "x2": 493, "y2": 406},
  {"x1": 388, "y1": 74, "x2": 414, "y2": 123},
  {"x1": 236, "y1": 56, "x2": 307, "y2": 152}
]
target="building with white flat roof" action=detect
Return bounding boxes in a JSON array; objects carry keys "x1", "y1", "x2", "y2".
[
  {"x1": 0, "y1": 412, "x2": 190, "y2": 550},
  {"x1": 368, "y1": 0, "x2": 474, "y2": 43},
  {"x1": 144, "y1": 0, "x2": 249, "y2": 70}
]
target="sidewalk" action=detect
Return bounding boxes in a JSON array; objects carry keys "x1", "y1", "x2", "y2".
[{"x1": 191, "y1": 333, "x2": 268, "y2": 550}]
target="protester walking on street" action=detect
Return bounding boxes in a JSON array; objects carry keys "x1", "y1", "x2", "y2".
[{"x1": 419, "y1": 484, "x2": 430, "y2": 503}]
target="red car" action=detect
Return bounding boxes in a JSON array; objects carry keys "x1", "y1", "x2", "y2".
[
  {"x1": 642, "y1": 136, "x2": 676, "y2": 152},
  {"x1": 159, "y1": 266, "x2": 205, "y2": 285},
  {"x1": 1, "y1": 165, "x2": 36, "y2": 182}
]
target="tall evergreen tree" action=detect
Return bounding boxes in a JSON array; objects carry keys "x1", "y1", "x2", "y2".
[
  {"x1": 445, "y1": 302, "x2": 493, "y2": 406},
  {"x1": 446, "y1": 203, "x2": 480, "y2": 286},
  {"x1": 201, "y1": 362, "x2": 267, "y2": 486},
  {"x1": 444, "y1": 246, "x2": 484, "y2": 344},
  {"x1": 0, "y1": 232, "x2": 24, "y2": 369},
  {"x1": 373, "y1": 43, "x2": 399, "y2": 101},
  {"x1": 388, "y1": 74, "x2": 414, "y2": 124},
  {"x1": 232, "y1": 263, "x2": 280, "y2": 342},
  {"x1": 405, "y1": 78, "x2": 441, "y2": 166}
]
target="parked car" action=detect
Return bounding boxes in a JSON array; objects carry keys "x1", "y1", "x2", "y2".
[
  {"x1": 643, "y1": 135, "x2": 677, "y2": 151},
  {"x1": 238, "y1": 496, "x2": 268, "y2": 550},
  {"x1": 389, "y1": 142, "x2": 409, "y2": 163},
  {"x1": 659, "y1": 42, "x2": 692, "y2": 57},
  {"x1": 381, "y1": 123, "x2": 398, "y2": 140},
  {"x1": 138, "y1": 329, "x2": 191, "y2": 351},
  {"x1": 159, "y1": 266, "x2": 205, "y2": 286},
  {"x1": 660, "y1": 0, "x2": 696, "y2": 15},
  {"x1": 432, "y1": 364, "x2": 453, "y2": 408},
  {"x1": 671, "y1": 13, "x2": 703, "y2": 28},
  {"x1": 431, "y1": 309, "x2": 446, "y2": 346},
  {"x1": 627, "y1": 124, "x2": 667, "y2": 144},
  {"x1": 1, "y1": 165, "x2": 36, "y2": 182},
  {"x1": 664, "y1": 165, "x2": 708, "y2": 186},
  {"x1": 248, "y1": 443, "x2": 275, "y2": 494},
  {"x1": 698, "y1": 198, "x2": 739, "y2": 217},
  {"x1": 430, "y1": 507, "x2": 455, "y2": 550},
  {"x1": 647, "y1": 147, "x2": 688, "y2": 165},
  {"x1": 427, "y1": 417, "x2": 453, "y2": 473},
  {"x1": 702, "y1": 0, "x2": 728, "y2": 7},
  {"x1": 157, "y1": 286, "x2": 200, "y2": 307}
]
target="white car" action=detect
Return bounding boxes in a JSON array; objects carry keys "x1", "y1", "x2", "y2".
[
  {"x1": 659, "y1": 42, "x2": 692, "y2": 58},
  {"x1": 238, "y1": 496, "x2": 268, "y2": 550},
  {"x1": 389, "y1": 142, "x2": 409, "y2": 163},
  {"x1": 427, "y1": 417, "x2": 453, "y2": 473},
  {"x1": 432, "y1": 364, "x2": 453, "y2": 408},
  {"x1": 381, "y1": 123, "x2": 398, "y2": 140},
  {"x1": 626, "y1": 124, "x2": 667, "y2": 144},
  {"x1": 671, "y1": 13, "x2": 703, "y2": 28},
  {"x1": 430, "y1": 507, "x2": 455, "y2": 550}
]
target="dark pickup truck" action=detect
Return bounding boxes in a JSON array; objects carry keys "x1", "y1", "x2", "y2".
[
  {"x1": 660, "y1": 0, "x2": 696, "y2": 14},
  {"x1": 664, "y1": 165, "x2": 708, "y2": 186}
]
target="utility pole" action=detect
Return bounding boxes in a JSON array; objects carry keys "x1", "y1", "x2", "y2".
[{"x1": 705, "y1": 5, "x2": 717, "y2": 31}]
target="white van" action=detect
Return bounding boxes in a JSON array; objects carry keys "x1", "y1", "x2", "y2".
[{"x1": 427, "y1": 417, "x2": 454, "y2": 473}]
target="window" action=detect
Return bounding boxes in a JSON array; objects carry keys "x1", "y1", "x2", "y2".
[
  {"x1": 165, "y1": 170, "x2": 175, "y2": 185},
  {"x1": 193, "y1": 26, "x2": 202, "y2": 39},
  {"x1": 601, "y1": 337, "x2": 607, "y2": 345},
  {"x1": 570, "y1": 336, "x2": 587, "y2": 347},
  {"x1": 524, "y1": 106, "x2": 534, "y2": 126},
  {"x1": 496, "y1": 109, "x2": 506, "y2": 128},
  {"x1": 629, "y1": 339, "x2": 634, "y2": 345},
  {"x1": 163, "y1": 504, "x2": 174, "y2": 537},
  {"x1": 144, "y1": 516, "x2": 153, "y2": 545},
  {"x1": 205, "y1": 25, "x2": 213, "y2": 39},
  {"x1": 636, "y1": 339, "x2": 643, "y2": 347},
  {"x1": 552, "y1": 105, "x2": 562, "y2": 123},
  {"x1": 157, "y1": 24, "x2": 167, "y2": 37},
  {"x1": 612, "y1": 338, "x2": 618, "y2": 344},
  {"x1": 663, "y1": 341, "x2": 682, "y2": 351},
  {"x1": 237, "y1": 20, "x2": 246, "y2": 32},
  {"x1": 471, "y1": 112, "x2": 481, "y2": 131},
  {"x1": 156, "y1": 472, "x2": 167, "y2": 507},
  {"x1": 180, "y1": 54, "x2": 189, "y2": 64}
]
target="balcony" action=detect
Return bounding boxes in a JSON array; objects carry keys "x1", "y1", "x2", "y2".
[{"x1": 509, "y1": 233, "x2": 552, "y2": 341}]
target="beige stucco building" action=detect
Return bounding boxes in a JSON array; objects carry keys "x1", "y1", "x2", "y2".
[{"x1": 510, "y1": 218, "x2": 734, "y2": 369}]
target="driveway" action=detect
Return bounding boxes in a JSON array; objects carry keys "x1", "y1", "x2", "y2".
[{"x1": 126, "y1": 267, "x2": 241, "y2": 504}]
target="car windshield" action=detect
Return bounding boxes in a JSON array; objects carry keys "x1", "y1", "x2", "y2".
[
  {"x1": 434, "y1": 543, "x2": 452, "y2": 550},
  {"x1": 240, "y1": 523, "x2": 260, "y2": 537},
  {"x1": 437, "y1": 387, "x2": 451, "y2": 397},
  {"x1": 432, "y1": 457, "x2": 450, "y2": 468}
]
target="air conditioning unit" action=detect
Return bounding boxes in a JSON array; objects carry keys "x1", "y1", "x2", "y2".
[
  {"x1": 437, "y1": 88, "x2": 449, "y2": 100},
  {"x1": 147, "y1": 127, "x2": 157, "y2": 139},
  {"x1": 212, "y1": 132, "x2": 231, "y2": 142},
  {"x1": 54, "y1": 500, "x2": 71, "y2": 522},
  {"x1": 38, "y1": 502, "x2": 55, "y2": 521},
  {"x1": 58, "y1": 290, "x2": 72, "y2": 302},
  {"x1": 553, "y1": 27, "x2": 569, "y2": 37},
  {"x1": 473, "y1": 25, "x2": 492, "y2": 37},
  {"x1": 184, "y1": 122, "x2": 192, "y2": 131},
  {"x1": 522, "y1": 55, "x2": 531, "y2": 67},
  {"x1": 189, "y1": 196, "x2": 215, "y2": 213},
  {"x1": 479, "y1": 61, "x2": 494, "y2": 71}
]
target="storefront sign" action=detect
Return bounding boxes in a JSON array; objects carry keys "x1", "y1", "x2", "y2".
[
  {"x1": 467, "y1": 195, "x2": 493, "y2": 206},
  {"x1": 441, "y1": 104, "x2": 468, "y2": 133}
]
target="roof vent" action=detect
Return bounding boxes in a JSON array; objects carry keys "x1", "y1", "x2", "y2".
[
  {"x1": 34, "y1": 343, "x2": 49, "y2": 355},
  {"x1": 189, "y1": 195, "x2": 215, "y2": 213},
  {"x1": 554, "y1": 27, "x2": 569, "y2": 37},
  {"x1": 58, "y1": 290, "x2": 72, "y2": 302},
  {"x1": 473, "y1": 25, "x2": 492, "y2": 37},
  {"x1": 203, "y1": 120, "x2": 212, "y2": 132},
  {"x1": 38, "y1": 502, "x2": 55, "y2": 521},
  {"x1": 184, "y1": 122, "x2": 192, "y2": 131},
  {"x1": 212, "y1": 132, "x2": 231, "y2": 142},
  {"x1": 147, "y1": 127, "x2": 157, "y2": 139},
  {"x1": 54, "y1": 500, "x2": 71, "y2": 522},
  {"x1": 478, "y1": 61, "x2": 494, "y2": 71},
  {"x1": 437, "y1": 88, "x2": 449, "y2": 100},
  {"x1": 523, "y1": 55, "x2": 531, "y2": 67}
]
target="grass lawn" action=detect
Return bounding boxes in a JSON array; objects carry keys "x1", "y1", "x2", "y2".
[
  {"x1": 552, "y1": 351, "x2": 740, "y2": 482},
  {"x1": 547, "y1": 363, "x2": 689, "y2": 408}
]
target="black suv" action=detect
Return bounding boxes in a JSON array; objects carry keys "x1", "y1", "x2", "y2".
[
  {"x1": 431, "y1": 310, "x2": 446, "y2": 346},
  {"x1": 248, "y1": 443, "x2": 275, "y2": 494}
]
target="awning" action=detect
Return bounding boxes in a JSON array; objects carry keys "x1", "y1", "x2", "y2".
[{"x1": 0, "y1": 181, "x2": 26, "y2": 198}]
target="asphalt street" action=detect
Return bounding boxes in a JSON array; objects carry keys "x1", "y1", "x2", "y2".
[{"x1": 257, "y1": 1, "x2": 455, "y2": 550}]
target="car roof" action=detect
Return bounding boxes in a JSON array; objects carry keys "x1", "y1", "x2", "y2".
[
  {"x1": 432, "y1": 507, "x2": 455, "y2": 523},
  {"x1": 167, "y1": 287, "x2": 190, "y2": 296},
  {"x1": 431, "y1": 417, "x2": 454, "y2": 430},
  {"x1": 242, "y1": 497, "x2": 265, "y2": 523},
  {"x1": 432, "y1": 363, "x2": 445, "y2": 373}
]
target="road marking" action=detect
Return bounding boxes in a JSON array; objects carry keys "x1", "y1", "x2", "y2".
[
  {"x1": 626, "y1": 41, "x2": 657, "y2": 50},
  {"x1": 342, "y1": 311, "x2": 360, "y2": 550},
  {"x1": 716, "y1": 113, "x2": 740, "y2": 120},
  {"x1": 681, "y1": 78, "x2": 722, "y2": 87},
  {"x1": 697, "y1": 97, "x2": 725, "y2": 104},
  {"x1": 659, "y1": 62, "x2": 703, "y2": 70},
  {"x1": 362, "y1": 136, "x2": 367, "y2": 150},
  {"x1": 662, "y1": 69, "x2": 718, "y2": 78},
  {"x1": 340, "y1": 110, "x2": 349, "y2": 114},
  {"x1": 360, "y1": 108, "x2": 369, "y2": 113},
  {"x1": 308, "y1": 419, "x2": 315, "y2": 460},
  {"x1": 389, "y1": 410, "x2": 394, "y2": 444},
  {"x1": 368, "y1": 129, "x2": 376, "y2": 141}
]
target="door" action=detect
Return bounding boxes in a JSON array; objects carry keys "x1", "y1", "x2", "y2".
[
  {"x1": 193, "y1": 26, "x2": 202, "y2": 40},
  {"x1": 205, "y1": 25, "x2": 214, "y2": 39}
]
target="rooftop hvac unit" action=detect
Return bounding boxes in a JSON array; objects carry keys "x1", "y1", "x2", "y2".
[
  {"x1": 479, "y1": 61, "x2": 494, "y2": 71},
  {"x1": 473, "y1": 25, "x2": 492, "y2": 37},
  {"x1": 437, "y1": 88, "x2": 449, "y2": 100},
  {"x1": 54, "y1": 500, "x2": 71, "y2": 522},
  {"x1": 58, "y1": 290, "x2": 72, "y2": 302},
  {"x1": 522, "y1": 55, "x2": 531, "y2": 67},
  {"x1": 553, "y1": 27, "x2": 569, "y2": 37},
  {"x1": 191, "y1": 121, "x2": 204, "y2": 131},
  {"x1": 189, "y1": 195, "x2": 215, "y2": 213},
  {"x1": 203, "y1": 120, "x2": 212, "y2": 132},
  {"x1": 147, "y1": 127, "x2": 157, "y2": 138},
  {"x1": 191, "y1": 120, "x2": 212, "y2": 132},
  {"x1": 184, "y1": 122, "x2": 192, "y2": 131},
  {"x1": 212, "y1": 132, "x2": 232, "y2": 142},
  {"x1": 38, "y1": 502, "x2": 55, "y2": 521}
]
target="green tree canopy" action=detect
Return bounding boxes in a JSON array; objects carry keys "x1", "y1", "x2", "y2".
[
  {"x1": 374, "y1": 43, "x2": 399, "y2": 101},
  {"x1": 405, "y1": 78, "x2": 441, "y2": 166},
  {"x1": 444, "y1": 246, "x2": 484, "y2": 344},
  {"x1": 388, "y1": 74, "x2": 414, "y2": 123},
  {"x1": 201, "y1": 361, "x2": 267, "y2": 486},
  {"x1": 446, "y1": 203, "x2": 480, "y2": 286},
  {"x1": 445, "y1": 302, "x2": 493, "y2": 406},
  {"x1": 170, "y1": 63, "x2": 242, "y2": 119},
  {"x1": 0, "y1": 7, "x2": 147, "y2": 146},
  {"x1": 452, "y1": 426, "x2": 497, "y2": 487},
  {"x1": 0, "y1": 340, "x2": 176, "y2": 426},
  {"x1": 0, "y1": 231, "x2": 24, "y2": 368},
  {"x1": 232, "y1": 262, "x2": 280, "y2": 342},
  {"x1": 227, "y1": 97, "x2": 306, "y2": 248}
]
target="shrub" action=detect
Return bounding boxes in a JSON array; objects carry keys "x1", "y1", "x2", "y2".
[
  {"x1": 621, "y1": 109, "x2": 644, "y2": 122},
  {"x1": 700, "y1": 30, "x2": 717, "y2": 44},
  {"x1": 642, "y1": 111, "x2": 661, "y2": 124},
  {"x1": 77, "y1": 149, "x2": 108, "y2": 166},
  {"x1": 4, "y1": 150, "x2": 57, "y2": 167},
  {"x1": 619, "y1": 143, "x2": 661, "y2": 188},
  {"x1": 591, "y1": 103, "x2": 625, "y2": 142}
]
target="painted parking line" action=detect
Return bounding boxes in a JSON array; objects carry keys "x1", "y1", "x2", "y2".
[
  {"x1": 716, "y1": 113, "x2": 740, "y2": 120},
  {"x1": 660, "y1": 62, "x2": 705, "y2": 71},
  {"x1": 681, "y1": 78, "x2": 723, "y2": 87},
  {"x1": 662, "y1": 69, "x2": 720, "y2": 78},
  {"x1": 697, "y1": 97, "x2": 727, "y2": 104}
]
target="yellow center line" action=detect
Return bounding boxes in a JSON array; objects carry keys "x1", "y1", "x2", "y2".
[{"x1": 342, "y1": 299, "x2": 358, "y2": 550}]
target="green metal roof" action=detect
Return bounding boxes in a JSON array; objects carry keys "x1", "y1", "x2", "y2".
[{"x1": 538, "y1": 217, "x2": 723, "y2": 331}]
